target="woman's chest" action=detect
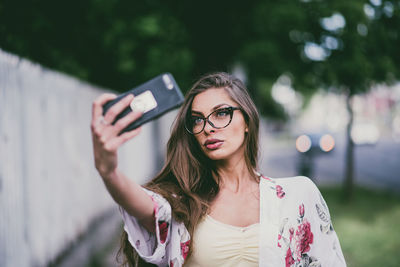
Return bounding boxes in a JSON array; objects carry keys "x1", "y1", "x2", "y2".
[{"x1": 208, "y1": 190, "x2": 260, "y2": 227}]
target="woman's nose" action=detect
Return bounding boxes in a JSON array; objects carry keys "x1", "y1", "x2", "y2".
[{"x1": 203, "y1": 119, "x2": 215, "y2": 134}]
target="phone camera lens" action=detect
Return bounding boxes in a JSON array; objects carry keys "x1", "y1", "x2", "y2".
[{"x1": 162, "y1": 74, "x2": 174, "y2": 90}]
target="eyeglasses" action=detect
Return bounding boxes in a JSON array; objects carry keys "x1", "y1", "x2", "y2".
[{"x1": 185, "y1": 106, "x2": 241, "y2": 134}]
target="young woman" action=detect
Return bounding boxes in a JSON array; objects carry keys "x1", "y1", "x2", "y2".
[{"x1": 91, "y1": 72, "x2": 346, "y2": 267}]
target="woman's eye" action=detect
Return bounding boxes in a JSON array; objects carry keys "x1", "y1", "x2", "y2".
[
  {"x1": 192, "y1": 117, "x2": 204, "y2": 125},
  {"x1": 216, "y1": 109, "x2": 230, "y2": 117}
]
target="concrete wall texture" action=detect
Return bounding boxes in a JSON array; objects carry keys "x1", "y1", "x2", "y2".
[{"x1": 0, "y1": 49, "x2": 175, "y2": 266}]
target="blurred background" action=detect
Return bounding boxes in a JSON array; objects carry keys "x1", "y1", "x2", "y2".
[{"x1": 1, "y1": 0, "x2": 399, "y2": 266}]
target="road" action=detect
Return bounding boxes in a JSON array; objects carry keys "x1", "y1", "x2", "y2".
[{"x1": 259, "y1": 130, "x2": 400, "y2": 192}]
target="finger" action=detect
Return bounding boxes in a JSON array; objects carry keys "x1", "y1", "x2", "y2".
[
  {"x1": 100, "y1": 111, "x2": 142, "y2": 141},
  {"x1": 103, "y1": 94, "x2": 134, "y2": 125},
  {"x1": 109, "y1": 111, "x2": 143, "y2": 136},
  {"x1": 108, "y1": 127, "x2": 142, "y2": 149},
  {"x1": 92, "y1": 93, "x2": 117, "y2": 122},
  {"x1": 91, "y1": 118, "x2": 111, "y2": 141}
]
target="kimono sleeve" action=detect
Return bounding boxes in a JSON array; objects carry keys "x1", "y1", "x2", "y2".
[
  {"x1": 119, "y1": 188, "x2": 172, "y2": 266},
  {"x1": 304, "y1": 177, "x2": 347, "y2": 267}
]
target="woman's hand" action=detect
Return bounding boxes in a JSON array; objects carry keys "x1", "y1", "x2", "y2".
[{"x1": 91, "y1": 93, "x2": 143, "y2": 179}]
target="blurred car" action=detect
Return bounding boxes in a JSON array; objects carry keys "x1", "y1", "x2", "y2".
[
  {"x1": 295, "y1": 133, "x2": 335, "y2": 154},
  {"x1": 295, "y1": 132, "x2": 336, "y2": 178}
]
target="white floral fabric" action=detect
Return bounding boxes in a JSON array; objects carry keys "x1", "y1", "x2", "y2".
[
  {"x1": 120, "y1": 176, "x2": 346, "y2": 267},
  {"x1": 259, "y1": 176, "x2": 346, "y2": 267},
  {"x1": 120, "y1": 188, "x2": 189, "y2": 266}
]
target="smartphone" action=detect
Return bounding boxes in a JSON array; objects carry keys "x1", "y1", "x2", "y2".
[{"x1": 102, "y1": 73, "x2": 184, "y2": 133}]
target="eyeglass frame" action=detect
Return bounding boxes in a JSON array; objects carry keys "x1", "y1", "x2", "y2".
[{"x1": 185, "y1": 106, "x2": 242, "y2": 134}]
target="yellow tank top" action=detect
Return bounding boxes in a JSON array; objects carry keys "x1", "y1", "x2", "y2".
[{"x1": 185, "y1": 215, "x2": 259, "y2": 267}]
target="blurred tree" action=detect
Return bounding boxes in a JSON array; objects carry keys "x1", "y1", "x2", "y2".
[
  {"x1": 0, "y1": 0, "x2": 195, "y2": 90},
  {"x1": 0, "y1": 0, "x2": 261, "y2": 92},
  {"x1": 240, "y1": 0, "x2": 400, "y2": 200},
  {"x1": 0, "y1": 0, "x2": 281, "y2": 115}
]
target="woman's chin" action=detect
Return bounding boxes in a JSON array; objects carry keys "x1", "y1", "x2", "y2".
[
  {"x1": 203, "y1": 149, "x2": 230, "y2": 161},
  {"x1": 202, "y1": 144, "x2": 245, "y2": 162}
]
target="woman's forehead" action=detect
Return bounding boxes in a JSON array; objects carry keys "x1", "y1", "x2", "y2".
[{"x1": 191, "y1": 87, "x2": 237, "y2": 112}]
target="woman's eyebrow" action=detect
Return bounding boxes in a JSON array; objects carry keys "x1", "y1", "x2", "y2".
[
  {"x1": 190, "y1": 110, "x2": 203, "y2": 115},
  {"x1": 191, "y1": 103, "x2": 230, "y2": 114},
  {"x1": 212, "y1": 103, "x2": 230, "y2": 110}
]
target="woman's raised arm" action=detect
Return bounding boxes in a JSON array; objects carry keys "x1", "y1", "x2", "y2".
[{"x1": 91, "y1": 93, "x2": 155, "y2": 232}]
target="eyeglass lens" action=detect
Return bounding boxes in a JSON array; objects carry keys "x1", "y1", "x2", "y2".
[{"x1": 189, "y1": 107, "x2": 234, "y2": 134}]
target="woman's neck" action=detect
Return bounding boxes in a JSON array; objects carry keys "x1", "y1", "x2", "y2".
[{"x1": 215, "y1": 157, "x2": 256, "y2": 194}]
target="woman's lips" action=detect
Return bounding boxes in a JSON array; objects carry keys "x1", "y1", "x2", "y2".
[{"x1": 204, "y1": 139, "x2": 224, "y2": 150}]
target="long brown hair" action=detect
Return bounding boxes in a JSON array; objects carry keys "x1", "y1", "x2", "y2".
[{"x1": 118, "y1": 72, "x2": 260, "y2": 266}]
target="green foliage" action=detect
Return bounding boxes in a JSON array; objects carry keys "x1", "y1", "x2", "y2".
[
  {"x1": 254, "y1": 78, "x2": 287, "y2": 120},
  {"x1": 0, "y1": 0, "x2": 195, "y2": 91},
  {"x1": 241, "y1": 0, "x2": 400, "y2": 93},
  {"x1": 1, "y1": 0, "x2": 399, "y2": 115}
]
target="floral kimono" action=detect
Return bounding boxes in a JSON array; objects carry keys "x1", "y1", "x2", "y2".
[{"x1": 120, "y1": 176, "x2": 346, "y2": 267}]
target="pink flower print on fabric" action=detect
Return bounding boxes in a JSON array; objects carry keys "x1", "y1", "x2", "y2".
[
  {"x1": 158, "y1": 221, "x2": 169, "y2": 244},
  {"x1": 295, "y1": 220, "x2": 314, "y2": 261},
  {"x1": 289, "y1": 227, "x2": 294, "y2": 242},
  {"x1": 278, "y1": 234, "x2": 282, "y2": 248},
  {"x1": 299, "y1": 203, "x2": 305, "y2": 218},
  {"x1": 285, "y1": 247, "x2": 295, "y2": 267},
  {"x1": 150, "y1": 195, "x2": 169, "y2": 244},
  {"x1": 279, "y1": 204, "x2": 318, "y2": 266},
  {"x1": 276, "y1": 185, "x2": 286, "y2": 198},
  {"x1": 180, "y1": 240, "x2": 190, "y2": 260},
  {"x1": 169, "y1": 258, "x2": 178, "y2": 267}
]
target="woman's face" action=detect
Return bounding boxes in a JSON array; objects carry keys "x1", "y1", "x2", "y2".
[{"x1": 190, "y1": 87, "x2": 248, "y2": 162}]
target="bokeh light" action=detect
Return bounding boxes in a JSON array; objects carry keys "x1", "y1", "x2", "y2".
[
  {"x1": 319, "y1": 134, "x2": 335, "y2": 152},
  {"x1": 296, "y1": 134, "x2": 312, "y2": 153}
]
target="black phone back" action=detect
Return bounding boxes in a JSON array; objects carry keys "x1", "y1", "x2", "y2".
[{"x1": 102, "y1": 73, "x2": 184, "y2": 133}]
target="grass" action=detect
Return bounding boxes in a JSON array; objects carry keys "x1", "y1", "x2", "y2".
[{"x1": 320, "y1": 186, "x2": 400, "y2": 267}]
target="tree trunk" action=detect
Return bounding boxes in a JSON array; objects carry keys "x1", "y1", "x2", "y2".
[{"x1": 343, "y1": 93, "x2": 355, "y2": 201}]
